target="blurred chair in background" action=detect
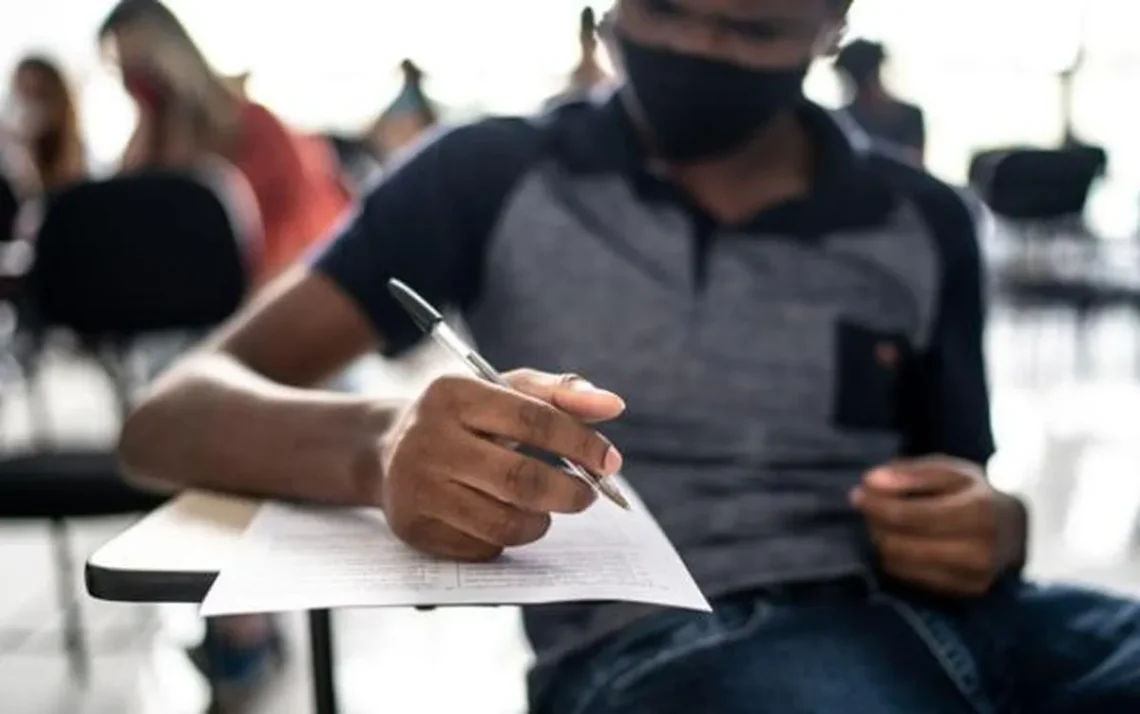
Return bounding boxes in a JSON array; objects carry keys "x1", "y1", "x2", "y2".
[
  {"x1": 971, "y1": 145, "x2": 1128, "y2": 379},
  {"x1": 30, "y1": 172, "x2": 248, "y2": 366},
  {"x1": 973, "y1": 147, "x2": 1105, "y2": 230},
  {"x1": 98, "y1": 0, "x2": 350, "y2": 286},
  {"x1": 834, "y1": 39, "x2": 925, "y2": 165},
  {"x1": 0, "y1": 171, "x2": 248, "y2": 683},
  {"x1": 5, "y1": 55, "x2": 88, "y2": 196}
]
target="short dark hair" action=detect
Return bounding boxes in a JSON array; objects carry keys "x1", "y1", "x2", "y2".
[
  {"x1": 835, "y1": 39, "x2": 885, "y2": 88},
  {"x1": 384, "y1": 59, "x2": 437, "y2": 126},
  {"x1": 580, "y1": 7, "x2": 597, "y2": 35}
]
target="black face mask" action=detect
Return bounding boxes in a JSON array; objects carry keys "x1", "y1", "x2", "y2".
[{"x1": 617, "y1": 34, "x2": 809, "y2": 163}]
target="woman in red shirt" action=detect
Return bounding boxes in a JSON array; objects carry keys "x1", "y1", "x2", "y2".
[
  {"x1": 98, "y1": 0, "x2": 350, "y2": 286},
  {"x1": 97, "y1": 0, "x2": 350, "y2": 692}
]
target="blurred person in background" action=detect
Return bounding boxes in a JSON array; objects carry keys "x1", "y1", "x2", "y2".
[
  {"x1": 98, "y1": 0, "x2": 349, "y2": 699},
  {"x1": 3, "y1": 56, "x2": 87, "y2": 195},
  {"x1": 366, "y1": 59, "x2": 438, "y2": 159},
  {"x1": 323, "y1": 59, "x2": 437, "y2": 192},
  {"x1": 118, "y1": 0, "x2": 1140, "y2": 712},
  {"x1": 1, "y1": 56, "x2": 85, "y2": 280},
  {"x1": 546, "y1": 7, "x2": 612, "y2": 108},
  {"x1": 99, "y1": 0, "x2": 350, "y2": 286},
  {"x1": 835, "y1": 38, "x2": 925, "y2": 164}
]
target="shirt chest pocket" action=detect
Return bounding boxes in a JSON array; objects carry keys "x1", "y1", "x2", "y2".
[{"x1": 832, "y1": 321, "x2": 912, "y2": 432}]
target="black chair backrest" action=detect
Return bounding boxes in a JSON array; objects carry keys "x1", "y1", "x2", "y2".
[
  {"x1": 31, "y1": 172, "x2": 247, "y2": 337},
  {"x1": 0, "y1": 173, "x2": 18, "y2": 244},
  {"x1": 967, "y1": 148, "x2": 1018, "y2": 191},
  {"x1": 972, "y1": 147, "x2": 1106, "y2": 221}
]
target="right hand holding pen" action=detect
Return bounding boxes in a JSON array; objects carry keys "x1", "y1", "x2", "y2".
[{"x1": 380, "y1": 369, "x2": 625, "y2": 561}]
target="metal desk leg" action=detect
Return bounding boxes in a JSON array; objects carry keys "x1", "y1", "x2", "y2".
[{"x1": 308, "y1": 609, "x2": 338, "y2": 714}]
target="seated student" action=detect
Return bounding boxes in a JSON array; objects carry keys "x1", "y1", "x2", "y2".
[
  {"x1": 364, "y1": 59, "x2": 439, "y2": 160},
  {"x1": 835, "y1": 39, "x2": 926, "y2": 164},
  {"x1": 1, "y1": 55, "x2": 86, "y2": 265},
  {"x1": 98, "y1": 0, "x2": 350, "y2": 286},
  {"x1": 5, "y1": 56, "x2": 87, "y2": 195},
  {"x1": 544, "y1": 7, "x2": 613, "y2": 109},
  {"x1": 118, "y1": 1, "x2": 1140, "y2": 712}
]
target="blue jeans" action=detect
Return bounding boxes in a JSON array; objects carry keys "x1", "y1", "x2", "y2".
[{"x1": 532, "y1": 578, "x2": 1140, "y2": 714}]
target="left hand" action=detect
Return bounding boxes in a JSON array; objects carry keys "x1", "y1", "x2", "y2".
[{"x1": 850, "y1": 456, "x2": 1028, "y2": 597}]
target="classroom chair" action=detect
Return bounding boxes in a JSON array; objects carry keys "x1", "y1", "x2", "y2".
[
  {"x1": 972, "y1": 146, "x2": 1129, "y2": 379},
  {"x1": 0, "y1": 171, "x2": 249, "y2": 681}
]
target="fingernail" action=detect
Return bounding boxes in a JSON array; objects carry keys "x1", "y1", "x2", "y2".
[
  {"x1": 867, "y1": 468, "x2": 896, "y2": 487},
  {"x1": 568, "y1": 378, "x2": 602, "y2": 393},
  {"x1": 568, "y1": 379, "x2": 625, "y2": 408},
  {"x1": 849, "y1": 488, "x2": 863, "y2": 506},
  {"x1": 603, "y1": 446, "x2": 623, "y2": 475}
]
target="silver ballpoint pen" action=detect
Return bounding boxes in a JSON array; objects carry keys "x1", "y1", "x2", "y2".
[{"x1": 387, "y1": 278, "x2": 630, "y2": 511}]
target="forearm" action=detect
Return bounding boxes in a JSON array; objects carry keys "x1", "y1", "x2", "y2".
[{"x1": 119, "y1": 353, "x2": 397, "y2": 506}]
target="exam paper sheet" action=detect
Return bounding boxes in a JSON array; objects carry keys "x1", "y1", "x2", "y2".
[{"x1": 200, "y1": 485, "x2": 709, "y2": 615}]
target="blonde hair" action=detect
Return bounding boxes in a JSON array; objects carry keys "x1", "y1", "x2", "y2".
[{"x1": 100, "y1": 0, "x2": 238, "y2": 153}]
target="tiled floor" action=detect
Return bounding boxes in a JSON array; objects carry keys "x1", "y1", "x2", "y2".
[{"x1": 4, "y1": 312, "x2": 1140, "y2": 714}]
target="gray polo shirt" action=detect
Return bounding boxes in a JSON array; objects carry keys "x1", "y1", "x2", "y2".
[{"x1": 312, "y1": 92, "x2": 995, "y2": 697}]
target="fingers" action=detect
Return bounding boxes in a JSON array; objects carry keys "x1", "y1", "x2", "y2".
[
  {"x1": 856, "y1": 458, "x2": 1001, "y2": 597},
  {"x1": 505, "y1": 369, "x2": 626, "y2": 423},
  {"x1": 870, "y1": 530, "x2": 992, "y2": 576},
  {"x1": 878, "y1": 557, "x2": 978, "y2": 596},
  {"x1": 870, "y1": 529, "x2": 996, "y2": 596},
  {"x1": 851, "y1": 488, "x2": 994, "y2": 537},
  {"x1": 446, "y1": 434, "x2": 597, "y2": 514},
  {"x1": 383, "y1": 371, "x2": 625, "y2": 562},
  {"x1": 400, "y1": 517, "x2": 503, "y2": 562},
  {"x1": 418, "y1": 480, "x2": 553, "y2": 548},
  {"x1": 434, "y1": 377, "x2": 623, "y2": 477},
  {"x1": 863, "y1": 456, "x2": 982, "y2": 497}
]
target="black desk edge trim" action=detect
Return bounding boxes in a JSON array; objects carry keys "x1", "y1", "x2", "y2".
[{"x1": 85, "y1": 562, "x2": 217, "y2": 604}]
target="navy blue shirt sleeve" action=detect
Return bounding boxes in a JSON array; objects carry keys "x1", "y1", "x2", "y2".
[
  {"x1": 311, "y1": 118, "x2": 541, "y2": 356},
  {"x1": 901, "y1": 186, "x2": 996, "y2": 465}
]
